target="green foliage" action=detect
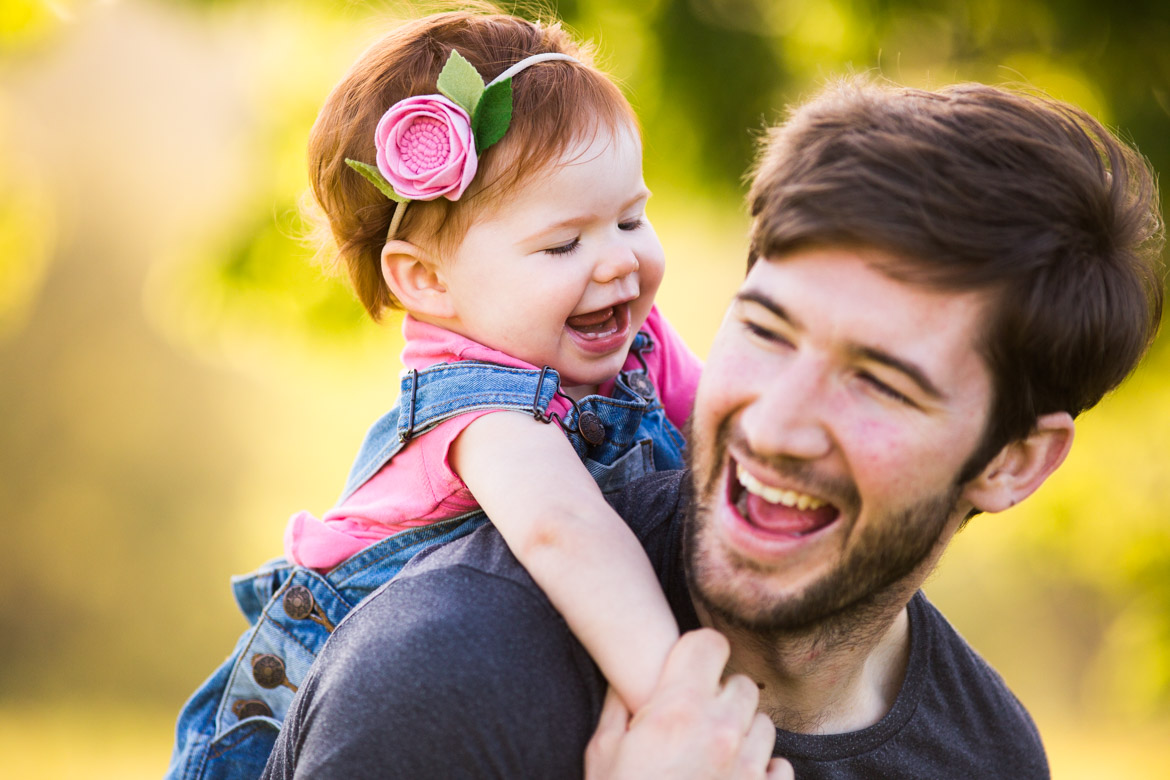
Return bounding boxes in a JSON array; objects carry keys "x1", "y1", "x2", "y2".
[
  {"x1": 436, "y1": 48, "x2": 486, "y2": 114},
  {"x1": 198, "y1": 206, "x2": 367, "y2": 343},
  {"x1": 472, "y1": 79, "x2": 513, "y2": 152},
  {"x1": 345, "y1": 159, "x2": 407, "y2": 202}
]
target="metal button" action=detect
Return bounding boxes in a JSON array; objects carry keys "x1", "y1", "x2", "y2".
[
  {"x1": 578, "y1": 411, "x2": 605, "y2": 446},
  {"x1": 628, "y1": 373, "x2": 655, "y2": 399},
  {"x1": 232, "y1": 699, "x2": 273, "y2": 720},
  {"x1": 283, "y1": 585, "x2": 315, "y2": 620},
  {"x1": 252, "y1": 654, "x2": 297, "y2": 692},
  {"x1": 281, "y1": 584, "x2": 336, "y2": 632}
]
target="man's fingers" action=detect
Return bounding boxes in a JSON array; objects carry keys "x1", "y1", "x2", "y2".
[
  {"x1": 584, "y1": 687, "x2": 630, "y2": 779},
  {"x1": 590, "y1": 687, "x2": 630, "y2": 746},
  {"x1": 586, "y1": 635, "x2": 786, "y2": 780},
  {"x1": 717, "y1": 672, "x2": 762, "y2": 733},
  {"x1": 596, "y1": 686, "x2": 630, "y2": 732},
  {"x1": 656, "y1": 628, "x2": 731, "y2": 693},
  {"x1": 766, "y1": 757, "x2": 796, "y2": 780},
  {"x1": 735, "y1": 711, "x2": 777, "y2": 777}
]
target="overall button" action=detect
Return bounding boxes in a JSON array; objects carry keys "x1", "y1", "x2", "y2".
[
  {"x1": 282, "y1": 584, "x2": 336, "y2": 632},
  {"x1": 252, "y1": 654, "x2": 298, "y2": 693},
  {"x1": 578, "y1": 411, "x2": 605, "y2": 446},
  {"x1": 232, "y1": 699, "x2": 273, "y2": 720},
  {"x1": 283, "y1": 586, "x2": 315, "y2": 620},
  {"x1": 627, "y1": 373, "x2": 655, "y2": 399}
]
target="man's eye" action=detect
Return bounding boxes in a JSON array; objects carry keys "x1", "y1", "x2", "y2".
[
  {"x1": 860, "y1": 372, "x2": 915, "y2": 407},
  {"x1": 743, "y1": 321, "x2": 792, "y2": 348},
  {"x1": 619, "y1": 218, "x2": 644, "y2": 231},
  {"x1": 544, "y1": 238, "x2": 580, "y2": 256}
]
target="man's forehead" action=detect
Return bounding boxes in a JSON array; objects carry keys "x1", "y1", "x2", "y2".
[
  {"x1": 742, "y1": 249, "x2": 993, "y2": 364},
  {"x1": 750, "y1": 249, "x2": 991, "y2": 316}
]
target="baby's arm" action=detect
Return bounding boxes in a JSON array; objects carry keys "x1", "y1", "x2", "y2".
[{"x1": 450, "y1": 410, "x2": 679, "y2": 712}]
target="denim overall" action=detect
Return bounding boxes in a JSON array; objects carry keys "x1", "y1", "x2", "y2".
[{"x1": 165, "y1": 332, "x2": 687, "y2": 780}]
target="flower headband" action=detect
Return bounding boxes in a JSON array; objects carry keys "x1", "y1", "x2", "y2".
[{"x1": 345, "y1": 49, "x2": 579, "y2": 240}]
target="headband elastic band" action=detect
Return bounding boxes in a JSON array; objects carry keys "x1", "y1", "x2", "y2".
[
  {"x1": 488, "y1": 52, "x2": 577, "y2": 87},
  {"x1": 342, "y1": 49, "x2": 580, "y2": 242}
]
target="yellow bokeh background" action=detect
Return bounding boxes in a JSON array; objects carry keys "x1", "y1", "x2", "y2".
[{"x1": 1, "y1": 1, "x2": 1167, "y2": 777}]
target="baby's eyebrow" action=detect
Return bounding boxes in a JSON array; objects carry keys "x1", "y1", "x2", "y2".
[
  {"x1": 518, "y1": 189, "x2": 651, "y2": 244},
  {"x1": 518, "y1": 216, "x2": 591, "y2": 244}
]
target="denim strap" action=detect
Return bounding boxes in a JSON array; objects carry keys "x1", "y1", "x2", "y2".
[{"x1": 339, "y1": 362, "x2": 561, "y2": 502}]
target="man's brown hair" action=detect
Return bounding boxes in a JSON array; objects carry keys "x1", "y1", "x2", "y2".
[
  {"x1": 308, "y1": 8, "x2": 635, "y2": 318},
  {"x1": 748, "y1": 78, "x2": 1164, "y2": 479}
]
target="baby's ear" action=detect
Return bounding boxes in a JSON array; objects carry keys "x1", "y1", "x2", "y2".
[
  {"x1": 381, "y1": 240, "x2": 454, "y2": 319},
  {"x1": 961, "y1": 412, "x2": 1075, "y2": 514}
]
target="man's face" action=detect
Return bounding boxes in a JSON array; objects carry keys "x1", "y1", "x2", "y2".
[{"x1": 686, "y1": 246, "x2": 994, "y2": 632}]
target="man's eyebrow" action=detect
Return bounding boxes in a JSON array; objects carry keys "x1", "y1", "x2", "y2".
[
  {"x1": 853, "y1": 346, "x2": 946, "y2": 401},
  {"x1": 737, "y1": 289, "x2": 946, "y2": 401},
  {"x1": 735, "y1": 290, "x2": 802, "y2": 329}
]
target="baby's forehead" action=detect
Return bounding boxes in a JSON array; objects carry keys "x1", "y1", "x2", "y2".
[
  {"x1": 493, "y1": 118, "x2": 641, "y2": 183},
  {"x1": 471, "y1": 120, "x2": 645, "y2": 216}
]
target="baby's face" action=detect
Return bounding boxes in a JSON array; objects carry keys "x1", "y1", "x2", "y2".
[{"x1": 438, "y1": 126, "x2": 665, "y2": 395}]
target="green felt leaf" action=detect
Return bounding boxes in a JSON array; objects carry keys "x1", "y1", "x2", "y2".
[
  {"x1": 473, "y1": 78, "x2": 513, "y2": 153},
  {"x1": 345, "y1": 159, "x2": 407, "y2": 202},
  {"x1": 436, "y1": 50, "x2": 484, "y2": 116}
]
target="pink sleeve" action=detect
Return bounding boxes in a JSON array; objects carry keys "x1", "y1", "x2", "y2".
[
  {"x1": 638, "y1": 306, "x2": 703, "y2": 432},
  {"x1": 284, "y1": 412, "x2": 492, "y2": 569}
]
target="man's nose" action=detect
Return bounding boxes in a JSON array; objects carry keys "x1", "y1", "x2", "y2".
[
  {"x1": 740, "y1": 359, "x2": 833, "y2": 462},
  {"x1": 592, "y1": 241, "x2": 639, "y2": 284}
]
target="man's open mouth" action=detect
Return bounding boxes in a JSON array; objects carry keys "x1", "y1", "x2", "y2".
[
  {"x1": 728, "y1": 460, "x2": 840, "y2": 537},
  {"x1": 565, "y1": 303, "x2": 631, "y2": 353}
]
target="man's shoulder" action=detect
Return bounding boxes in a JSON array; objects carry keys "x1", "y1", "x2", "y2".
[
  {"x1": 778, "y1": 593, "x2": 1048, "y2": 779},
  {"x1": 341, "y1": 467, "x2": 686, "y2": 640},
  {"x1": 388, "y1": 466, "x2": 687, "y2": 592},
  {"x1": 265, "y1": 471, "x2": 690, "y2": 778},
  {"x1": 605, "y1": 469, "x2": 689, "y2": 540},
  {"x1": 267, "y1": 533, "x2": 602, "y2": 778},
  {"x1": 332, "y1": 523, "x2": 570, "y2": 672},
  {"x1": 910, "y1": 593, "x2": 1049, "y2": 777}
]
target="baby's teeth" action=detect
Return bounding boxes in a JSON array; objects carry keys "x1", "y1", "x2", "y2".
[{"x1": 736, "y1": 464, "x2": 825, "y2": 510}]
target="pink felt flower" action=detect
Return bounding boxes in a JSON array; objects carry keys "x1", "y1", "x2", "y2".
[{"x1": 374, "y1": 94, "x2": 478, "y2": 201}]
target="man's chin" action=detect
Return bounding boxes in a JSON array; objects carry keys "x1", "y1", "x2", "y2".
[
  {"x1": 683, "y1": 483, "x2": 962, "y2": 639},
  {"x1": 684, "y1": 502, "x2": 839, "y2": 634}
]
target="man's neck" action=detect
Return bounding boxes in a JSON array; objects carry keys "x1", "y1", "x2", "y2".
[{"x1": 698, "y1": 594, "x2": 913, "y2": 735}]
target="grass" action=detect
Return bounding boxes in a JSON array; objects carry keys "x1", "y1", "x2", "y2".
[{"x1": 1, "y1": 701, "x2": 1167, "y2": 779}]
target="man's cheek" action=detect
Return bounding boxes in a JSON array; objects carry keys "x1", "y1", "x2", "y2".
[{"x1": 849, "y1": 419, "x2": 921, "y2": 496}]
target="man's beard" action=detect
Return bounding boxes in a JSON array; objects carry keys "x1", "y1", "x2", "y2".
[{"x1": 684, "y1": 418, "x2": 962, "y2": 641}]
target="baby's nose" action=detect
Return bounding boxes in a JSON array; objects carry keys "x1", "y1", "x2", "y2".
[{"x1": 593, "y1": 245, "x2": 639, "y2": 284}]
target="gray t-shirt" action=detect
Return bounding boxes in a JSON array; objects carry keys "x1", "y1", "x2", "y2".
[{"x1": 263, "y1": 470, "x2": 1048, "y2": 779}]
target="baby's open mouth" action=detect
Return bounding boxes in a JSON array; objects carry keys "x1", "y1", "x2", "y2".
[{"x1": 566, "y1": 303, "x2": 629, "y2": 340}]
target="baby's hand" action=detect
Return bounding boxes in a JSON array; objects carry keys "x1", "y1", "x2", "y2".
[{"x1": 585, "y1": 629, "x2": 794, "y2": 780}]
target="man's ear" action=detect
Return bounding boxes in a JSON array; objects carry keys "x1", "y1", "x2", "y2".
[
  {"x1": 962, "y1": 412, "x2": 1075, "y2": 513},
  {"x1": 380, "y1": 240, "x2": 455, "y2": 320}
]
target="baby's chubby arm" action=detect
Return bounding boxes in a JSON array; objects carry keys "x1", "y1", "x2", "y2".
[{"x1": 450, "y1": 410, "x2": 680, "y2": 712}]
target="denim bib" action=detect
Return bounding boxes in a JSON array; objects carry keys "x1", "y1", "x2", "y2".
[{"x1": 165, "y1": 333, "x2": 687, "y2": 780}]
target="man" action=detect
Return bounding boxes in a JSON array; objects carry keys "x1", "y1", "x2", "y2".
[{"x1": 263, "y1": 79, "x2": 1163, "y2": 778}]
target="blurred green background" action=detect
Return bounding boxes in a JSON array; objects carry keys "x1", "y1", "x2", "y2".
[{"x1": 1, "y1": 0, "x2": 1168, "y2": 777}]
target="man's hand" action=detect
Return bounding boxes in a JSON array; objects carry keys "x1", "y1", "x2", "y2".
[{"x1": 585, "y1": 629, "x2": 794, "y2": 779}]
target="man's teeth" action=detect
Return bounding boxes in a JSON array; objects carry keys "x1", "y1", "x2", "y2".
[{"x1": 736, "y1": 464, "x2": 825, "y2": 510}]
